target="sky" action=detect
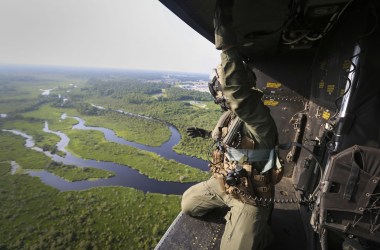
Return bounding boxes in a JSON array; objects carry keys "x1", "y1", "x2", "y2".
[{"x1": 0, "y1": 0, "x2": 220, "y2": 74}]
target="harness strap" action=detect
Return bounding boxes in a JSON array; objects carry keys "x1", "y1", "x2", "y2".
[
  {"x1": 344, "y1": 150, "x2": 363, "y2": 200},
  {"x1": 225, "y1": 147, "x2": 271, "y2": 162},
  {"x1": 253, "y1": 174, "x2": 267, "y2": 182},
  {"x1": 225, "y1": 147, "x2": 278, "y2": 174},
  {"x1": 211, "y1": 111, "x2": 232, "y2": 141},
  {"x1": 257, "y1": 186, "x2": 271, "y2": 193},
  {"x1": 261, "y1": 148, "x2": 276, "y2": 174}
]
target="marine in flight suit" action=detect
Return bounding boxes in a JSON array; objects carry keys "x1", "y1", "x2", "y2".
[{"x1": 181, "y1": 1, "x2": 280, "y2": 249}]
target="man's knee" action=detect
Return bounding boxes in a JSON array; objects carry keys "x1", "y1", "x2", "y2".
[
  {"x1": 181, "y1": 184, "x2": 208, "y2": 217},
  {"x1": 181, "y1": 181, "x2": 221, "y2": 217},
  {"x1": 181, "y1": 188, "x2": 196, "y2": 215}
]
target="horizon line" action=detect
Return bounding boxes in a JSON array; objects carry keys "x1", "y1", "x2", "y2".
[{"x1": 0, "y1": 63, "x2": 209, "y2": 76}]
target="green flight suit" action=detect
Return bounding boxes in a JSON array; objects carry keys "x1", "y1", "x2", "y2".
[
  {"x1": 218, "y1": 48, "x2": 277, "y2": 152},
  {"x1": 182, "y1": 47, "x2": 278, "y2": 250}
]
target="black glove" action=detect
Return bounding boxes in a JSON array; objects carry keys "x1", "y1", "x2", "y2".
[
  {"x1": 186, "y1": 127, "x2": 211, "y2": 139},
  {"x1": 214, "y1": 0, "x2": 236, "y2": 50}
]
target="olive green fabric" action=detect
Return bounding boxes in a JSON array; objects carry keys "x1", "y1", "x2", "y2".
[
  {"x1": 214, "y1": 0, "x2": 236, "y2": 50},
  {"x1": 217, "y1": 47, "x2": 278, "y2": 150},
  {"x1": 182, "y1": 177, "x2": 273, "y2": 250},
  {"x1": 181, "y1": 47, "x2": 277, "y2": 249}
]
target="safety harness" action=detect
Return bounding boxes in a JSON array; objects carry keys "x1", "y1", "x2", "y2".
[{"x1": 209, "y1": 111, "x2": 284, "y2": 205}]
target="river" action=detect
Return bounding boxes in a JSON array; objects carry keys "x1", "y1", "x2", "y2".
[{"x1": 3, "y1": 112, "x2": 210, "y2": 195}]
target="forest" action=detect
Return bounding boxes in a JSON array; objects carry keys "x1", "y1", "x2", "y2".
[
  {"x1": 0, "y1": 68, "x2": 217, "y2": 249},
  {"x1": 83, "y1": 78, "x2": 212, "y2": 103}
]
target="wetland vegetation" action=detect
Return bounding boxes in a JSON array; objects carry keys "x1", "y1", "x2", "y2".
[
  {"x1": 47, "y1": 162, "x2": 115, "y2": 182},
  {"x1": 0, "y1": 165, "x2": 180, "y2": 249},
  {"x1": 0, "y1": 66, "x2": 218, "y2": 249}
]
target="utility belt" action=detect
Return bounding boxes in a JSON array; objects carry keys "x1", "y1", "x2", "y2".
[
  {"x1": 210, "y1": 111, "x2": 283, "y2": 204},
  {"x1": 210, "y1": 147, "x2": 283, "y2": 205}
]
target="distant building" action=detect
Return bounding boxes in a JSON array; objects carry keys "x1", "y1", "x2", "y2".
[
  {"x1": 177, "y1": 81, "x2": 209, "y2": 93},
  {"x1": 40, "y1": 88, "x2": 55, "y2": 96},
  {"x1": 91, "y1": 104, "x2": 105, "y2": 110},
  {"x1": 146, "y1": 80, "x2": 163, "y2": 83}
]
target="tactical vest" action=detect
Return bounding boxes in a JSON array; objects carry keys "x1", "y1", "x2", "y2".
[{"x1": 209, "y1": 111, "x2": 283, "y2": 205}]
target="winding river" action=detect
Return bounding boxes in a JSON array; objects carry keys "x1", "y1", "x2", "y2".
[{"x1": 3, "y1": 111, "x2": 210, "y2": 195}]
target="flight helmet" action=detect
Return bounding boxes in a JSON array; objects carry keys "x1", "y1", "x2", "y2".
[
  {"x1": 208, "y1": 68, "x2": 229, "y2": 111},
  {"x1": 208, "y1": 63, "x2": 257, "y2": 111}
]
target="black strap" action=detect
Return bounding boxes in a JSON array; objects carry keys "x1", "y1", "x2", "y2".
[
  {"x1": 222, "y1": 117, "x2": 243, "y2": 146},
  {"x1": 343, "y1": 150, "x2": 362, "y2": 201}
]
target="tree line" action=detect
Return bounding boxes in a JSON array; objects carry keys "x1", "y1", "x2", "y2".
[{"x1": 81, "y1": 78, "x2": 212, "y2": 103}]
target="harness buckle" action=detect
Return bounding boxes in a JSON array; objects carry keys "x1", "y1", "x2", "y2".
[
  {"x1": 257, "y1": 186, "x2": 270, "y2": 193},
  {"x1": 253, "y1": 174, "x2": 266, "y2": 182}
]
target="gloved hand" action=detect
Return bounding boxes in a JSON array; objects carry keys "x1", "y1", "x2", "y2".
[
  {"x1": 186, "y1": 127, "x2": 211, "y2": 139},
  {"x1": 214, "y1": 0, "x2": 236, "y2": 50}
]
